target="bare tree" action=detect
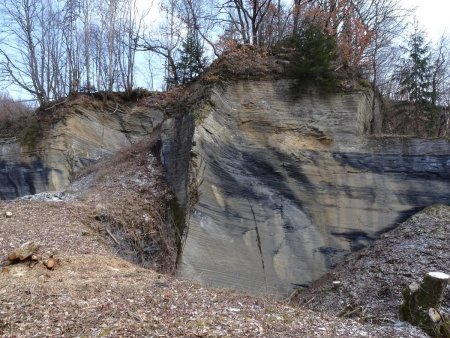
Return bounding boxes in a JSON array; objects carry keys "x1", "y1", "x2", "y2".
[
  {"x1": 0, "y1": 0, "x2": 49, "y2": 105},
  {"x1": 176, "y1": 0, "x2": 221, "y2": 57},
  {"x1": 117, "y1": 0, "x2": 151, "y2": 92},
  {"x1": 220, "y1": 0, "x2": 274, "y2": 46},
  {"x1": 143, "y1": 0, "x2": 182, "y2": 90},
  {"x1": 431, "y1": 36, "x2": 450, "y2": 136},
  {"x1": 79, "y1": 0, "x2": 95, "y2": 92}
]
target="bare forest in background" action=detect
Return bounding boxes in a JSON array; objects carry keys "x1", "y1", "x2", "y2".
[{"x1": 0, "y1": 0, "x2": 448, "y2": 136}]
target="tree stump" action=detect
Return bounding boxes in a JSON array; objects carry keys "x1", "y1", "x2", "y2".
[{"x1": 399, "y1": 272, "x2": 450, "y2": 337}]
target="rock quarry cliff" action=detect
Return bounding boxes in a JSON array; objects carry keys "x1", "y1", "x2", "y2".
[
  {"x1": 0, "y1": 97, "x2": 163, "y2": 199},
  {"x1": 1, "y1": 78, "x2": 449, "y2": 297},
  {"x1": 171, "y1": 80, "x2": 450, "y2": 295}
]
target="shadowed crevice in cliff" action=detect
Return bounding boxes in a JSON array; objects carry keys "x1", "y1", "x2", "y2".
[
  {"x1": 248, "y1": 198, "x2": 268, "y2": 292},
  {"x1": 160, "y1": 113, "x2": 195, "y2": 208},
  {"x1": 0, "y1": 159, "x2": 54, "y2": 200}
]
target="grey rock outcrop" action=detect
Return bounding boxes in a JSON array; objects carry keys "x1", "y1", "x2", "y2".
[
  {"x1": 0, "y1": 103, "x2": 164, "y2": 200},
  {"x1": 160, "y1": 113, "x2": 195, "y2": 208},
  {"x1": 178, "y1": 80, "x2": 450, "y2": 295},
  {"x1": 0, "y1": 139, "x2": 52, "y2": 200}
]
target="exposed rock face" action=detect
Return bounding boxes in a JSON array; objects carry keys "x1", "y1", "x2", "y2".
[
  {"x1": 0, "y1": 139, "x2": 52, "y2": 200},
  {"x1": 178, "y1": 80, "x2": 450, "y2": 295},
  {"x1": 0, "y1": 103, "x2": 164, "y2": 200},
  {"x1": 160, "y1": 113, "x2": 195, "y2": 208}
]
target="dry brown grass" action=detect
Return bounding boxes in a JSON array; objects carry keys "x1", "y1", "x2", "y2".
[{"x1": 203, "y1": 45, "x2": 284, "y2": 84}]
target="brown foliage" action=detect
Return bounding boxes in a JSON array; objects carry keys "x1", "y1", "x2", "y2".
[{"x1": 295, "y1": 0, "x2": 373, "y2": 70}]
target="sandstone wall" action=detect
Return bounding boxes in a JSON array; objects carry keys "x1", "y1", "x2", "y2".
[
  {"x1": 178, "y1": 80, "x2": 450, "y2": 295},
  {"x1": 0, "y1": 104, "x2": 164, "y2": 199},
  {"x1": 0, "y1": 138, "x2": 51, "y2": 199}
]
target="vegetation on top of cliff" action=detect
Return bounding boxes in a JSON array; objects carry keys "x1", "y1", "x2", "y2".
[
  {"x1": 277, "y1": 23, "x2": 338, "y2": 88},
  {"x1": 382, "y1": 99, "x2": 448, "y2": 138},
  {"x1": 380, "y1": 25, "x2": 450, "y2": 138}
]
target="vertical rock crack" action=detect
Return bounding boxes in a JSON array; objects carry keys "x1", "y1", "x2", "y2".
[{"x1": 248, "y1": 198, "x2": 268, "y2": 292}]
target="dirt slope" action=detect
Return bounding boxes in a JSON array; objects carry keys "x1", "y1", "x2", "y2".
[
  {"x1": 297, "y1": 205, "x2": 450, "y2": 325},
  {"x1": 4, "y1": 196, "x2": 430, "y2": 337}
]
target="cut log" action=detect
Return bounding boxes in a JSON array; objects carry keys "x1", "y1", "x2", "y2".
[
  {"x1": 44, "y1": 258, "x2": 56, "y2": 270},
  {"x1": 5, "y1": 242, "x2": 38, "y2": 264},
  {"x1": 399, "y1": 272, "x2": 450, "y2": 337}
]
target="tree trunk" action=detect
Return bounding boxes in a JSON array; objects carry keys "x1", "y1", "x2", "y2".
[{"x1": 399, "y1": 272, "x2": 450, "y2": 337}]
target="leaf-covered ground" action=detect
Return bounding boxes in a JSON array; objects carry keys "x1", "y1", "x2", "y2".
[
  {"x1": 0, "y1": 195, "x2": 428, "y2": 337},
  {"x1": 0, "y1": 246, "x2": 426, "y2": 337},
  {"x1": 297, "y1": 205, "x2": 450, "y2": 329}
]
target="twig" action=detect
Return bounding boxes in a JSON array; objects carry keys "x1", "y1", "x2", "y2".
[
  {"x1": 106, "y1": 228, "x2": 120, "y2": 246},
  {"x1": 305, "y1": 295, "x2": 316, "y2": 305}
]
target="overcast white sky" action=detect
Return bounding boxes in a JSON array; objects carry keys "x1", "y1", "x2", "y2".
[{"x1": 403, "y1": 0, "x2": 450, "y2": 42}]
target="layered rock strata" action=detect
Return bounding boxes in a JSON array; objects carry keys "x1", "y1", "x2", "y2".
[
  {"x1": 177, "y1": 80, "x2": 450, "y2": 295},
  {"x1": 0, "y1": 103, "x2": 163, "y2": 199}
]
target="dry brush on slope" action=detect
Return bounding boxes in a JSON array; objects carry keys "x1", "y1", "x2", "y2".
[{"x1": 70, "y1": 137, "x2": 179, "y2": 273}]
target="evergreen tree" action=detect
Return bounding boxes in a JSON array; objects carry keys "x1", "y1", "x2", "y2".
[
  {"x1": 393, "y1": 25, "x2": 444, "y2": 136},
  {"x1": 177, "y1": 35, "x2": 205, "y2": 85},
  {"x1": 396, "y1": 26, "x2": 433, "y2": 104},
  {"x1": 281, "y1": 22, "x2": 338, "y2": 89}
]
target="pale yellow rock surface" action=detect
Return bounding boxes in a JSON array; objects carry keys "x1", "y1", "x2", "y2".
[
  {"x1": 0, "y1": 102, "x2": 164, "y2": 199},
  {"x1": 178, "y1": 80, "x2": 450, "y2": 295}
]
